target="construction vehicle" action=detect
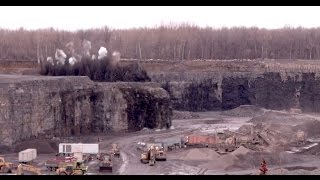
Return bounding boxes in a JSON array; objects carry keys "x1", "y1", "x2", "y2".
[
  {"x1": 56, "y1": 161, "x2": 88, "y2": 175},
  {"x1": 0, "y1": 157, "x2": 13, "y2": 173},
  {"x1": 140, "y1": 146, "x2": 156, "y2": 166},
  {"x1": 110, "y1": 143, "x2": 120, "y2": 157},
  {"x1": 98, "y1": 153, "x2": 113, "y2": 172},
  {"x1": 296, "y1": 130, "x2": 307, "y2": 145},
  {"x1": 154, "y1": 146, "x2": 166, "y2": 161},
  {"x1": 16, "y1": 164, "x2": 41, "y2": 175},
  {"x1": 45, "y1": 156, "x2": 77, "y2": 171}
]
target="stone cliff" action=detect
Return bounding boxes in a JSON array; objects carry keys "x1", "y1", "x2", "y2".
[
  {"x1": 122, "y1": 60, "x2": 320, "y2": 113},
  {"x1": 0, "y1": 75, "x2": 172, "y2": 147}
]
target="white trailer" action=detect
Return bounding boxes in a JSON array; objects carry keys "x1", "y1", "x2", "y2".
[
  {"x1": 58, "y1": 143, "x2": 99, "y2": 155},
  {"x1": 18, "y1": 149, "x2": 37, "y2": 164}
]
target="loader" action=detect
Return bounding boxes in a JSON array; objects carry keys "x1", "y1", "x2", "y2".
[
  {"x1": 0, "y1": 157, "x2": 13, "y2": 173},
  {"x1": 140, "y1": 146, "x2": 156, "y2": 166},
  {"x1": 98, "y1": 153, "x2": 112, "y2": 172}
]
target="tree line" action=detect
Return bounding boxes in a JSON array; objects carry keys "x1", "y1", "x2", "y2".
[{"x1": 1, "y1": 25, "x2": 320, "y2": 61}]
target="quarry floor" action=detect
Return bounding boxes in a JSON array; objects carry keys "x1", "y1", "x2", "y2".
[{"x1": 3, "y1": 106, "x2": 320, "y2": 175}]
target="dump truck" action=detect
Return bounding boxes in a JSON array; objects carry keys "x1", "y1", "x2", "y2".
[
  {"x1": 110, "y1": 143, "x2": 120, "y2": 157},
  {"x1": 18, "y1": 149, "x2": 37, "y2": 164},
  {"x1": 16, "y1": 163, "x2": 41, "y2": 175},
  {"x1": 0, "y1": 157, "x2": 13, "y2": 173},
  {"x1": 140, "y1": 146, "x2": 156, "y2": 166},
  {"x1": 58, "y1": 143, "x2": 99, "y2": 156},
  {"x1": 45, "y1": 156, "x2": 77, "y2": 171},
  {"x1": 98, "y1": 153, "x2": 112, "y2": 172},
  {"x1": 56, "y1": 161, "x2": 88, "y2": 175}
]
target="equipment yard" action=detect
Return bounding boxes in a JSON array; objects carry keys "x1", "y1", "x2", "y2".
[{"x1": 2, "y1": 105, "x2": 320, "y2": 175}]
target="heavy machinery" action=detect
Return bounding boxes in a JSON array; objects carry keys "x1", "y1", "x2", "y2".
[
  {"x1": 296, "y1": 130, "x2": 307, "y2": 145},
  {"x1": 98, "y1": 153, "x2": 113, "y2": 172},
  {"x1": 140, "y1": 146, "x2": 156, "y2": 166},
  {"x1": 110, "y1": 143, "x2": 120, "y2": 157},
  {"x1": 16, "y1": 164, "x2": 41, "y2": 175},
  {"x1": 0, "y1": 157, "x2": 13, "y2": 173},
  {"x1": 45, "y1": 156, "x2": 77, "y2": 171},
  {"x1": 154, "y1": 146, "x2": 166, "y2": 161},
  {"x1": 56, "y1": 161, "x2": 88, "y2": 175}
]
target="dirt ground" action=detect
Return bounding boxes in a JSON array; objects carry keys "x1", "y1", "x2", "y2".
[{"x1": 2, "y1": 105, "x2": 320, "y2": 175}]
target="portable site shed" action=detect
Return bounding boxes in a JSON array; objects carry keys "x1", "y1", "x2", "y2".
[{"x1": 58, "y1": 143, "x2": 99, "y2": 155}]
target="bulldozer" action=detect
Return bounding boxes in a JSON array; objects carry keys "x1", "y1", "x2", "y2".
[
  {"x1": 296, "y1": 130, "x2": 307, "y2": 145},
  {"x1": 110, "y1": 143, "x2": 120, "y2": 157},
  {"x1": 16, "y1": 164, "x2": 41, "y2": 175},
  {"x1": 154, "y1": 146, "x2": 166, "y2": 161},
  {"x1": 140, "y1": 146, "x2": 156, "y2": 166},
  {"x1": 0, "y1": 157, "x2": 13, "y2": 173},
  {"x1": 56, "y1": 161, "x2": 88, "y2": 175},
  {"x1": 98, "y1": 153, "x2": 113, "y2": 172}
]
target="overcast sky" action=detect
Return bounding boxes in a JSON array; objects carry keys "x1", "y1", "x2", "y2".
[{"x1": 0, "y1": 6, "x2": 320, "y2": 31}]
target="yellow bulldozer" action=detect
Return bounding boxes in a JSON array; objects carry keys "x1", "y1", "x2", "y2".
[
  {"x1": 98, "y1": 153, "x2": 113, "y2": 172},
  {"x1": 56, "y1": 161, "x2": 88, "y2": 175},
  {"x1": 16, "y1": 164, "x2": 41, "y2": 175},
  {"x1": 154, "y1": 146, "x2": 166, "y2": 161},
  {"x1": 140, "y1": 146, "x2": 156, "y2": 166},
  {"x1": 0, "y1": 157, "x2": 13, "y2": 173},
  {"x1": 110, "y1": 143, "x2": 120, "y2": 157}
]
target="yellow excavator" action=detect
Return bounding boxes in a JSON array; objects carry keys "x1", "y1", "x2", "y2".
[
  {"x1": 16, "y1": 164, "x2": 41, "y2": 175},
  {"x1": 0, "y1": 157, "x2": 13, "y2": 173}
]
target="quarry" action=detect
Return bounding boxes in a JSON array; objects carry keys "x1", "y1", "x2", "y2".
[{"x1": 1, "y1": 58, "x2": 320, "y2": 175}]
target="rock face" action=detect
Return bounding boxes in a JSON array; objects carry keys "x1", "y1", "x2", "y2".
[
  {"x1": 91, "y1": 83, "x2": 172, "y2": 132},
  {"x1": 0, "y1": 75, "x2": 172, "y2": 147},
  {"x1": 153, "y1": 71, "x2": 320, "y2": 113}
]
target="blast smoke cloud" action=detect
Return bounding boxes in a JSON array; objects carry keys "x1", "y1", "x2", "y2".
[
  {"x1": 55, "y1": 49, "x2": 66, "y2": 65},
  {"x1": 46, "y1": 56, "x2": 54, "y2": 65},
  {"x1": 98, "y1": 47, "x2": 108, "y2": 60},
  {"x1": 69, "y1": 57, "x2": 77, "y2": 66},
  {"x1": 66, "y1": 41, "x2": 75, "y2": 55},
  {"x1": 82, "y1": 39, "x2": 91, "y2": 57},
  {"x1": 112, "y1": 51, "x2": 121, "y2": 62}
]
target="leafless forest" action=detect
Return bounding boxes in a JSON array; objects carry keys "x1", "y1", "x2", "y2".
[{"x1": 2, "y1": 25, "x2": 320, "y2": 61}]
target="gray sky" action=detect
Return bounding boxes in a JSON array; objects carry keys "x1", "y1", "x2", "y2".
[{"x1": 0, "y1": 6, "x2": 320, "y2": 31}]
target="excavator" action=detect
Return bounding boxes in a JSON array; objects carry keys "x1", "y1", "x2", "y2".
[
  {"x1": 140, "y1": 145, "x2": 156, "y2": 166},
  {"x1": 16, "y1": 164, "x2": 41, "y2": 175},
  {"x1": 0, "y1": 157, "x2": 13, "y2": 173}
]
